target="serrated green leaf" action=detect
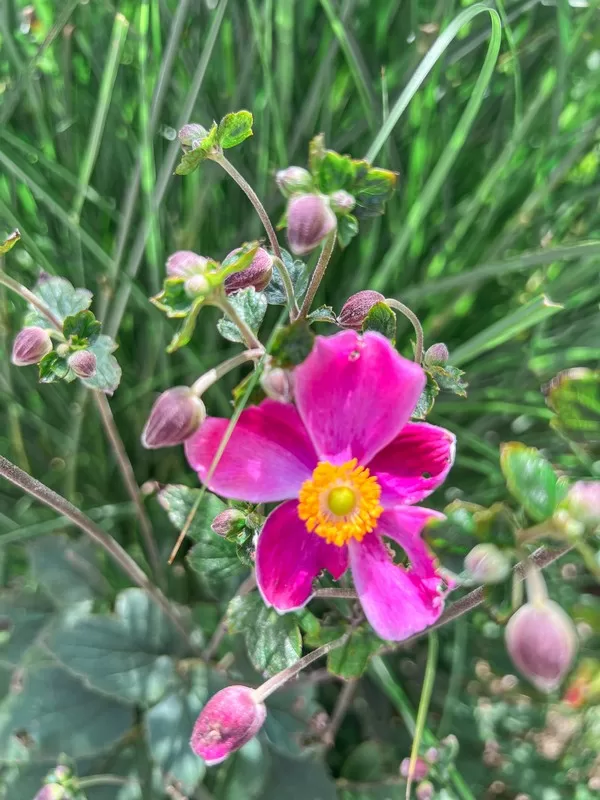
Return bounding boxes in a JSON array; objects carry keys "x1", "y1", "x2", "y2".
[
  {"x1": 0, "y1": 591, "x2": 55, "y2": 667},
  {"x1": 264, "y1": 250, "x2": 309, "y2": 305},
  {"x1": 294, "y1": 608, "x2": 321, "y2": 638},
  {"x1": 25, "y1": 276, "x2": 92, "y2": 329},
  {"x1": 337, "y1": 213, "x2": 359, "y2": 248},
  {"x1": 217, "y1": 110, "x2": 253, "y2": 149},
  {"x1": 412, "y1": 375, "x2": 440, "y2": 421},
  {"x1": 500, "y1": 442, "x2": 569, "y2": 522},
  {"x1": 158, "y1": 485, "x2": 226, "y2": 543},
  {"x1": 187, "y1": 532, "x2": 245, "y2": 585},
  {"x1": 217, "y1": 287, "x2": 267, "y2": 344},
  {"x1": 430, "y1": 364, "x2": 468, "y2": 397},
  {"x1": 175, "y1": 122, "x2": 219, "y2": 175},
  {"x1": 544, "y1": 368, "x2": 600, "y2": 447},
  {"x1": 80, "y1": 335, "x2": 121, "y2": 394},
  {"x1": 38, "y1": 351, "x2": 70, "y2": 383},
  {"x1": 361, "y1": 301, "x2": 396, "y2": 342},
  {"x1": 317, "y1": 150, "x2": 355, "y2": 194},
  {"x1": 327, "y1": 628, "x2": 384, "y2": 679},
  {"x1": 270, "y1": 320, "x2": 314, "y2": 367},
  {"x1": 28, "y1": 535, "x2": 106, "y2": 609},
  {"x1": 0, "y1": 228, "x2": 21, "y2": 254},
  {"x1": 62, "y1": 309, "x2": 102, "y2": 343},
  {"x1": 227, "y1": 593, "x2": 302, "y2": 676},
  {"x1": 354, "y1": 167, "x2": 397, "y2": 218},
  {"x1": 166, "y1": 296, "x2": 204, "y2": 353},
  {"x1": 220, "y1": 738, "x2": 269, "y2": 800},
  {"x1": 307, "y1": 305, "x2": 337, "y2": 324},
  {"x1": 151, "y1": 277, "x2": 196, "y2": 318}
]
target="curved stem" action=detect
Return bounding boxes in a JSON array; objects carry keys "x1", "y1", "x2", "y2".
[
  {"x1": 191, "y1": 348, "x2": 263, "y2": 395},
  {"x1": 215, "y1": 296, "x2": 264, "y2": 350},
  {"x1": 323, "y1": 678, "x2": 358, "y2": 748},
  {"x1": 78, "y1": 775, "x2": 131, "y2": 789},
  {"x1": 385, "y1": 298, "x2": 424, "y2": 363},
  {"x1": 299, "y1": 230, "x2": 337, "y2": 318},
  {"x1": 0, "y1": 272, "x2": 62, "y2": 329}
]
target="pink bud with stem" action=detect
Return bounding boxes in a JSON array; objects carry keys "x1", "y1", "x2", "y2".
[
  {"x1": 275, "y1": 166, "x2": 313, "y2": 197},
  {"x1": 141, "y1": 387, "x2": 206, "y2": 449},
  {"x1": 166, "y1": 250, "x2": 209, "y2": 278},
  {"x1": 286, "y1": 194, "x2": 337, "y2": 255},
  {"x1": 464, "y1": 543, "x2": 510, "y2": 584},
  {"x1": 424, "y1": 343, "x2": 450, "y2": 366},
  {"x1": 68, "y1": 350, "x2": 97, "y2": 379},
  {"x1": 400, "y1": 758, "x2": 429, "y2": 780},
  {"x1": 564, "y1": 481, "x2": 600, "y2": 527},
  {"x1": 211, "y1": 508, "x2": 245, "y2": 536},
  {"x1": 11, "y1": 326, "x2": 52, "y2": 366},
  {"x1": 224, "y1": 247, "x2": 273, "y2": 294},
  {"x1": 260, "y1": 367, "x2": 294, "y2": 403},
  {"x1": 337, "y1": 290, "x2": 385, "y2": 330}
]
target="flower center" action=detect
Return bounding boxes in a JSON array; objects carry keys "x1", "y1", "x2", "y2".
[{"x1": 297, "y1": 459, "x2": 383, "y2": 547}]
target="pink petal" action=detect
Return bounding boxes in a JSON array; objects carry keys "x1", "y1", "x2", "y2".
[
  {"x1": 294, "y1": 331, "x2": 425, "y2": 464},
  {"x1": 349, "y1": 523, "x2": 444, "y2": 641},
  {"x1": 256, "y1": 501, "x2": 348, "y2": 611},
  {"x1": 377, "y1": 506, "x2": 445, "y2": 588},
  {"x1": 185, "y1": 400, "x2": 317, "y2": 503},
  {"x1": 369, "y1": 422, "x2": 456, "y2": 507}
]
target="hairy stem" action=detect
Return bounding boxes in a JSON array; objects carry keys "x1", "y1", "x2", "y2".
[
  {"x1": 203, "y1": 572, "x2": 257, "y2": 661},
  {"x1": 0, "y1": 272, "x2": 61, "y2": 328},
  {"x1": 191, "y1": 348, "x2": 263, "y2": 395},
  {"x1": 323, "y1": 678, "x2": 358, "y2": 748},
  {"x1": 214, "y1": 296, "x2": 264, "y2": 350},
  {"x1": 385, "y1": 297, "x2": 424, "y2": 363},
  {"x1": 299, "y1": 230, "x2": 337, "y2": 318}
]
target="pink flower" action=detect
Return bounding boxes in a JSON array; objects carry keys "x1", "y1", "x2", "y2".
[{"x1": 185, "y1": 331, "x2": 455, "y2": 641}]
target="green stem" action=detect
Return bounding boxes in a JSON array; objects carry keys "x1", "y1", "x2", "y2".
[
  {"x1": 299, "y1": 230, "x2": 337, "y2": 318},
  {"x1": 215, "y1": 295, "x2": 264, "y2": 350},
  {"x1": 437, "y1": 619, "x2": 467, "y2": 738},
  {"x1": 385, "y1": 298, "x2": 424, "y2": 363},
  {"x1": 191, "y1": 348, "x2": 263, "y2": 395},
  {"x1": 78, "y1": 775, "x2": 131, "y2": 789},
  {"x1": 406, "y1": 633, "x2": 438, "y2": 799},
  {"x1": 0, "y1": 272, "x2": 61, "y2": 328}
]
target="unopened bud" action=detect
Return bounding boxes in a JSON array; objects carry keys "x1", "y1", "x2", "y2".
[
  {"x1": 166, "y1": 250, "x2": 209, "y2": 278},
  {"x1": 141, "y1": 387, "x2": 206, "y2": 449},
  {"x1": 190, "y1": 685, "x2": 266, "y2": 765},
  {"x1": 11, "y1": 326, "x2": 52, "y2": 366},
  {"x1": 184, "y1": 273, "x2": 211, "y2": 297},
  {"x1": 68, "y1": 349, "x2": 97, "y2": 379},
  {"x1": 505, "y1": 600, "x2": 577, "y2": 692},
  {"x1": 464, "y1": 544, "x2": 511, "y2": 584},
  {"x1": 424, "y1": 342, "x2": 450, "y2": 366},
  {"x1": 337, "y1": 290, "x2": 385, "y2": 330},
  {"x1": 329, "y1": 190, "x2": 355, "y2": 215},
  {"x1": 564, "y1": 481, "x2": 600, "y2": 528},
  {"x1": 224, "y1": 247, "x2": 273, "y2": 294},
  {"x1": 424, "y1": 747, "x2": 438, "y2": 763},
  {"x1": 260, "y1": 367, "x2": 294, "y2": 403},
  {"x1": 275, "y1": 166, "x2": 313, "y2": 197},
  {"x1": 440, "y1": 734, "x2": 459, "y2": 758},
  {"x1": 211, "y1": 508, "x2": 245, "y2": 536},
  {"x1": 416, "y1": 782, "x2": 435, "y2": 800},
  {"x1": 400, "y1": 758, "x2": 429, "y2": 780},
  {"x1": 286, "y1": 194, "x2": 337, "y2": 255},
  {"x1": 33, "y1": 787, "x2": 69, "y2": 800},
  {"x1": 178, "y1": 123, "x2": 209, "y2": 151}
]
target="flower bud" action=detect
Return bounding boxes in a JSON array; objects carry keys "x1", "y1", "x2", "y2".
[
  {"x1": 224, "y1": 247, "x2": 273, "y2": 294},
  {"x1": 260, "y1": 367, "x2": 294, "y2": 403},
  {"x1": 275, "y1": 166, "x2": 313, "y2": 197},
  {"x1": 211, "y1": 508, "x2": 245, "y2": 536},
  {"x1": 11, "y1": 326, "x2": 52, "y2": 366},
  {"x1": 329, "y1": 190, "x2": 355, "y2": 215},
  {"x1": 416, "y1": 782, "x2": 435, "y2": 800},
  {"x1": 464, "y1": 544, "x2": 511, "y2": 584},
  {"x1": 141, "y1": 387, "x2": 206, "y2": 449},
  {"x1": 440, "y1": 734, "x2": 459, "y2": 758},
  {"x1": 190, "y1": 685, "x2": 266, "y2": 765},
  {"x1": 286, "y1": 194, "x2": 337, "y2": 255},
  {"x1": 68, "y1": 349, "x2": 97, "y2": 379},
  {"x1": 505, "y1": 600, "x2": 577, "y2": 692},
  {"x1": 166, "y1": 250, "x2": 209, "y2": 278},
  {"x1": 400, "y1": 758, "x2": 429, "y2": 780},
  {"x1": 184, "y1": 273, "x2": 211, "y2": 297},
  {"x1": 33, "y1": 787, "x2": 70, "y2": 800},
  {"x1": 178, "y1": 123, "x2": 209, "y2": 151},
  {"x1": 337, "y1": 290, "x2": 385, "y2": 330},
  {"x1": 564, "y1": 481, "x2": 600, "y2": 527},
  {"x1": 424, "y1": 747, "x2": 438, "y2": 763},
  {"x1": 424, "y1": 342, "x2": 450, "y2": 367}
]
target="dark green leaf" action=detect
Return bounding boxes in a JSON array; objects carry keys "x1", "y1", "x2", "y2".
[
  {"x1": 28, "y1": 535, "x2": 106, "y2": 608},
  {"x1": 25, "y1": 276, "x2": 92, "y2": 328},
  {"x1": 219, "y1": 738, "x2": 269, "y2": 800},
  {"x1": 0, "y1": 591, "x2": 54, "y2": 667},
  {"x1": 263, "y1": 682, "x2": 321, "y2": 757},
  {"x1": 38, "y1": 351, "x2": 70, "y2": 383},
  {"x1": 187, "y1": 531, "x2": 245, "y2": 585},
  {"x1": 544, "y1": 368, "x2": 600, "y2": 447},
  {"x1": 307, "y1": 305, "x2": 337, "y2": 324},
  {"x1": 227, "y1": 592, "x2": 302, "y2": 676},
  {"x1": 354, "y1": 167, "x2": 397, "y2": 218},
  {"x1": 62, "y1": 309, "x2": 101, "y2": 344},
  {"x1": 317, "y1": 150, "x2": 355, "y2": 193},
  {"x1": 327, "y1": 628, "x2": 384, "y2": 679},
  {"x1": 175, "y1": 122, "x2": 219, "y2": 175},
  {"x1": 337, "y1": 214, "x2": 359, "y2": 248},
  {"x1": 341, "y1": 741, "x2": 386, "y2": 782},
  {"x1": 158, "y1": 485, "x2": 226, "y2": 543},
  {"x1": 217, "y1": 288, "x2": 267, "y2": 344},
  {"x1": 80, "y1": 335, "x2": 121, "y2": 395},
  {"x1": 430, "y1": 364, "x2": 468, "y2": 397},
  {"x1": 261, "y1": 750, "x2": 337, "y2": 800},
  {"x1": 166, "y1": 296, "x2": 204, "y2": 353},
  {"x1": 294, "y1": 608, "x2": 321, "y2": 638},
  {"x1": 361, "y1": 301, "x2": 396, "y2": 342},
  {"x1": 500, "y1": 442, "x2": 569, "y2": 522},
  {"x1": 217, "y1": 110, "x2": 254, "y2": 149},
  {"x1": 264, "y1": 250, "x2": 310, "y2": 305},
  {"x1": 270, "y1": 320, "x2": 314, "y2": 367},
  {"x1": 0, "y1": 228, "x2": 20, "y2": 254},
  {"x1": 411, "y1": 375, "x2": 440, "y2": 420},
  {"x1": 150, "y1": 277, "x2": 195, "y2": 318}
]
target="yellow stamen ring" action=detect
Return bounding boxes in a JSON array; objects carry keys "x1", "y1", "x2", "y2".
[{"x1": 297, "y1": 459, "x2": 383, "y2": 547}]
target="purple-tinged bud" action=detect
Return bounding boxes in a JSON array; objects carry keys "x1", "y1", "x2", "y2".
[
  {"x1": 11, "y1": 326, "x2": 52, "y2": 366},
  {"x1": 440, "y1": 734, "x2": 459, "y2": 757},
  {"x1": 33, "y1": 786, "x2": 69, "y2": 800},
  {"x1": 166, "y1": 250, "x2": 209, "y2": 278},
  {"x1": 141, "y1": 387, "x2": 206, "y2": 449},
  {"x1": 416, "y1": 781, "x2": 435, "y2": 800},
  {"x1": 224, "y1": 247, "x2": 273, "y2": 294},
  {"x1": 286, "y1": 194, "x2": 337, "y2": 255},
  {"x1": 68, "y1": 350, "x2": 97, "y2": 379},
  {"x1": 505, "y1": 600, "x2": 577, "y2": 693},
  {"x1": 424, "y1": 747, "x2": 438, "y2": 763},
  {"x1": 329, "y1": 190, "x2": 355, "y2": 215},
  {"x1": 184, "y1": 273, "x2": 211, "y2": 297},
  {"x1": 424, "y1": 342, "x2": 450, "y2": 367},
  {"x1": 211, "y1": 508, "x2": 245, "y2": 537},
  {"x1": 190, "y1": 685, "x2": 266, "y2": 765},
  {"x1": 260, "y1": 367, "x2": 294, "y2": 403},
  {"x1": 275, "y1": 166, "x2": 313, "y2": 198},
  {"x1": 178, "y1": 123, "x2": 209, "y2": 151},
  {"x1": 564, "y1": 481, "x2": 600, "y2": 527},
  {"x1": 337, "y1": 290, "x2": 385, "y2": 330},
  {"x1": 464, "y1": 544, "x2": 511, "y2": 584},
  {"x1": 400, "y1": 758, "x2": 429, "y2": 780}
]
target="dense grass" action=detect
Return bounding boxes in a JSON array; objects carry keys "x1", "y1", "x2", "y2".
[{"x1": 1, "y1": 0, "x2": 600, "y2": 797}]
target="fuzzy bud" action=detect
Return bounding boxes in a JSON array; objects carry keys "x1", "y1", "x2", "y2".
[
  {"x1": 424, "y1": 342, "x2": 450, "y2": 366},
  {"x1": 224, "y1": 247, "x2": 273, "y2": 294},
  {"x1": 211, "y1": 508, "x2": 245, "y2": 537},
  {"x1": 275, "y1": 166, "x2": 313, "y2": 197},
  {"x1": 190, "y1": 685, "x2": 267, "y2": 765},
  {"x1": 178, "y1": 123, "x2": 209, "y2": 151},
  {"x1": 564, "y1": 481, "x2": 600, "y2": 527},
  {"x1": 141, "y1": 387, "x2": 206, "y2": 449},
  {"x1": 286, "y1": 194, "x2": 337, "y2": 255},
  {"x1": 166, "y1": 250, "x2": 209, "y2": 278},
  {"x1": 33, "y1": 787, "x2": 70, "y2": 800},
  {"x1": 184, "y1": 273, "x2": 211, "y2": 297},
  {"x1": 68, "y1": 350, "x2": 97, "y2": 379},
  {"x1": 464, "y1": 543, "x2": 511, "y2": 584},
  {"x1": 260, "y1": 367, "x2": 294, "y2": 403},
  {"x1": 505, "y1": 600, "x2": 577, "y2": 692},
  {"x1": 329, "y1": 190, "x2": 355, "y2": 215},
  {"x1": 337, "y1": 290, "x2": 385, "y2": 330},
  {"x1": 11, "y1": 326, "x2": 52, "y2": 366},
  {"x1": 416, "y1": 781, "x2": 435, "y2": 800},
  {"x1": 400, "y1": 758, "x2": 429, "y2": 780}
]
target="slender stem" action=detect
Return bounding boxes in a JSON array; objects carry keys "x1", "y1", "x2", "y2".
[
  {"x1": 406, "y1": 632, "x2": 438, "y2": 800},
  {"x1": 93, "y1": 393, "x2": 164, "y2": 588},
  {"x1": 78, "y1": 775, "x2": 131, "y2": 789},
  {"x1": 313, "y1": 587, "x2": 359, "y2": 599},
  {"x1": 273, "y1": 256, "x2": 300, "y2": 320},
  {"x1": 437, "y1": 618, "x2": 467, "y2": 738},
  {"x1": 253, "y1": 632, "x2": 350, "y2": 702},
  {"x1": 168, "y1": 490, "x2": 202, "y2": 565},
  {"x1": 0, "y1": 272, "x2": 62, "y2": 329},
  {"x1": 0, "y1": 455, "x2": 193, "y2": 647},
  {"x1": 191, "y1": 348, "x2": 263, "y2": 395},
  {"x1": 323, "y1": 678, "x2": 358, "y2": 748},
  {"x1": 203, "y1": 572, "x2": 256, "y2": 661},
  {"x1": 299, "y1": 230, "x2": 337, "y2": 318},
  {"x1": 385, "y1": 298, "x2": 424, "y2": 363},
  {"x1": 214, "y1": 296, "x2": 264, "y2": 350}
]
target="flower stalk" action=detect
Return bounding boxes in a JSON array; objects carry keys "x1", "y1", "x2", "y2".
[
  {"x1": 214, "y1": 295, "x2": 264, "y2": 350},
  {"x1": 191, "y1": 348, "x2": 264, "y2": 395},
  {"x1": 299, "y1": 229, "x2": 337, "y2": 318},
  {"x1": 385, "y1": 297, "x2": 424, "y2": 363}
]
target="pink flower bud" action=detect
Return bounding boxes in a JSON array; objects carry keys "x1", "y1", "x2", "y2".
[
  {"x1": 424, "y1": 747, "x2": 438, "y2": 763},
  {"x1": 275, "y1": 166, "x2": 313, "y2": 197},
  {"x1": 505, "y1": 600, "x2": 577, "y2": 692},
  {"x1": 329, "y1": 190, "x2": 355, "y2": 215},
  {"x1": 400, "y1": 758, "x2": 429, "y2": 780},
  {"x1": 141, "y1": 387, "x2": 206, "y2": 449},
  {"x1": 286, "y1": 194, "x2": 337, "y2": 255},
  {"x1": 224, "y1": 247, "x2": 273, "y2": 294},
  {"x1": 179, "y1": 123, "x2": 209, "y2": 150},
  {"x1": 11, "y1": 326, "x2": 52, "y2": 366},
  {"x1": 211, "y1": 508, "x2": 245, "y2": 536},
  {"x1": 260, "y1": 367, "x2": 294, "y2": 403},
  {"x1": 33, "y1": 787, "x2": 69, "y2": 800},
  {"x1": 166, "y1": 250, "x2": 209, "y2": 278},
  {"x1": 68, "y1": 350, "x2": 97, "y2": 379},
  {"x1": 424, "y1": 342, "x2": 450, "y2": 366},
  {"x1": 565, "y1": 481, "x2": 600, "y2": 527},
  {"x1": 337, "y1": 290, "x2": 385, "y2": 330},
  {"x1": 190, "y1": 685, "x2": 266, "y2": 765},
  {"x1": 416, "y1": 781, "x2": 435, "y2": 800},
  {"x1": 464, "y1": 544, "x2": 510, "y2": 584},
  {"x1": 184, "y1": 273, "x2": 211, "y2": 297}
]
